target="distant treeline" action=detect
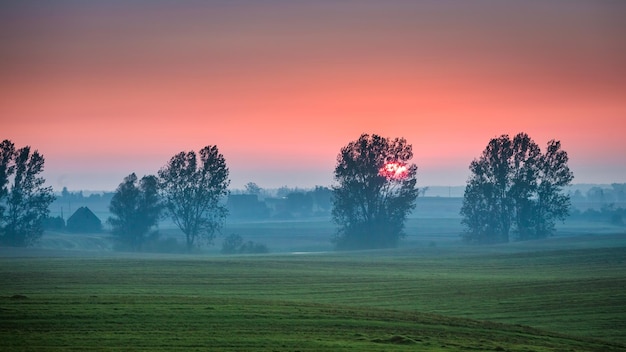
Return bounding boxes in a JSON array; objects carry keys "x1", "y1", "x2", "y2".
[
  {"x1": 570, "y1": 204, "x2": 626, "y2": 226},
  {"x1": 47, "y1": 185, "x2": 333, "y2": 226},
  {"x1": 569, "y1": 183, "x2": 626, "y2": 204},
  {"x1": 227, "y1": 186, "x2": 332, "y2": 219},
  {"x1": 49, "y1": 183, "x2": 626, "y2": 223}
]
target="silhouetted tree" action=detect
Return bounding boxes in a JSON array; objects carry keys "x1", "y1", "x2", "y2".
[
  {"x1": 276, "y1": 186, "x2": 293, "y2": 198},
  {"x1": 530, "y1": 140, "x2": 574, "y2": 239},
  {"x1": 332, "y1": 133, "x2": 419, "y2": 250},
  {"x1": 221, "y1": 233, "x2": 244, "y2": 254},
  {"x1": 244, "y1": 182, "x2": 262, "y2": 196},
  {"x1": 461, "y1": 133, "x2": 573, "y2": 244},
  {"x1": 286, "y1": 191, "x2": 313, "y2": 217},
  {"x1": 108, "y1": 173, "x2": 161, "y2": 251},
  {"x1": 158, "y1": 146, "x2": 230, "y2": 251},
  {"x1": 0, "y1": 140, "x2": 14, "y2": 225},
  {"x1": 42, "y1": 215, "x2": 65, "y2": 231},
  {"x1": 226, "y1": 194, "x2": 269, "y2": 219},
  {"x1": 311, "y1": 186, "x2": 333, "y2": 213},
  {"x1": 611, "y1": 183, "x2": 626, "y2": 202},
  {"x1": 0, "y1": 140, "x2": 55, "y2": 246}
]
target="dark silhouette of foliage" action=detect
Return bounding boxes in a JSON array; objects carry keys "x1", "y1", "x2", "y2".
[
  {"x1": 570, "y1": 204, "x2": 626, "y2": 226},
  {"x1": 239, "y1": 240, "x2": 269, "y2": 254},
  {"x1": 67, "y1": 206, "x2": 102, "y2": 233},
  {"x1": 108, "y1": 173, "x2": 161, "y2": 251},
  {"x1": 158, "y1": 146, "x2": 230, "y2": 251},
  {"x1": 226, "y1": 194, "x2": 270, "y2": 219},
  {"x1": 244, "y1": 182, "x2": 262, "y2": 195},
  {"x1": 332, "y1": 133, "x2": 419, "y2": 250},
  {"x1": 221, "y1": 233, "x2": 268, "y2": 254},
  {"x1": 312, "y1": 186, "x2": 333, "y2": 213},
  {"x1": 0, "y1": 140, "x2": 15, "y2": 226},
  {"x1": 0, "y1": 140, "x2": 55, "y2": 246},
  {"x1": 221, "y1": 233, "x2": 244, "y2": 254},
  {"x1": 461, "y1": 133, "x2": 573, "y2": 244},
  {"x1": 286, "y1": 191, "x2": 313, "y2": 217},
  {"x1": 42, "y1": 215, "x2": 65, "y2": 231},
  {"x1": 276, "y1": 186, "x2": 293, "y2": 198}
]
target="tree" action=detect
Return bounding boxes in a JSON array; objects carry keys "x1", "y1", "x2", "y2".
[
  {"x1": 0, "y1": 140, "x2": 55, "y2": 246},
  {"x1": 311, "y1": 186, "x2": 333, "y2": 213},
  {"x1": 221, "y1": 233, "x2": 244, "y2": 254},
  {"x1": 158, "y1": 145, "x2": 230, "y2": 251},
  {"x1": 461, "y1": 133, "x2": 573, "y2": 244},
  {"x1": 286, "y1": 191, "x2": 313, "y2": 217},
  {"x1": 43, "y1": 215, "x2": 65, "y2": 231},
  {"x1": 0, "y1": 140, "x2": 15, "y2": 225},
  {"x1": 108, "y1": 173, "x2": 161, "y2": 251},
  {"x1": 530, "y1": 140, "x2": 574, "y2": 239},
  {"x1": 244, "y1": 182, "x2": 262, "y2": 196},
  {"x1": 332, "y1": 133, "x2": 419, "y2": 250}
]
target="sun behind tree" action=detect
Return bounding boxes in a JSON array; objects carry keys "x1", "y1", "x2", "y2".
[{"x1": 332, "y1": 133, "x2": 419, "y2": 250}]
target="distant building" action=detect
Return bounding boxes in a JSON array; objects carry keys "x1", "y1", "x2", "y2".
[{"x1": 66, "y1": 206, "x2": 102, "y2": 233}]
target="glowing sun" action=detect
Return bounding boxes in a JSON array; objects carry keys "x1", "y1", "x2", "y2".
[{"x1": 379, "y1": 162, "x2": 408, "y2": 180}]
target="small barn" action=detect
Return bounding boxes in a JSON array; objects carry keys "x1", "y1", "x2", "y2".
[{"x1": 66, "y1": 206, "x2": 102, "y2": 233}]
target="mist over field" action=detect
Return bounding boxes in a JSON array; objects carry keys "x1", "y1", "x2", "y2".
[{"x1": 24, "y1": 182, "x2": 624, "y2": 255}]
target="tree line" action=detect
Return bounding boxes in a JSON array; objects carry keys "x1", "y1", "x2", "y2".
[
  {"x1": 228, "y1": 185, "x2": 332, "y2": 219},
  {"x1": 1, "y1": 132, "x2": 575, "y2": 251}
]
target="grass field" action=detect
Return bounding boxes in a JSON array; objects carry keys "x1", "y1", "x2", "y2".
[{"x1": 1, "y1": 234, "x2": 625, "y2": 351}]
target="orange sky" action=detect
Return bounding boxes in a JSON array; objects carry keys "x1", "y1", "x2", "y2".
[{"x1": 2, "y1": 1, "x2": 625, "y2": 190}]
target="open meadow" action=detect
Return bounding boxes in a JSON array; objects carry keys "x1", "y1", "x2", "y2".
[{"x1": 1, "y1": 234, "x2": 625, "y2": 351}]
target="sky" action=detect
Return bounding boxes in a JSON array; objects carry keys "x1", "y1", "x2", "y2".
[{"x1": 2, "y1": 0, "x2": 625, "y2": 191}]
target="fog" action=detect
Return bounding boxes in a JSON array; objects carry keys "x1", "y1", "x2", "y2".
[{"x1": 14, "y1": 183, "x2": 622, "y2": 257}]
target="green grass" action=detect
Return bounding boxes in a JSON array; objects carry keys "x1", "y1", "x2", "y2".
[{"x1": 1, "y1": 239, "x2": 626, "y2": 351}]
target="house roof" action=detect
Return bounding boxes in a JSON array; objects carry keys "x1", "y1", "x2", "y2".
[{"x1": 67, "y1": 206, "x2": 101, "y2": 226}]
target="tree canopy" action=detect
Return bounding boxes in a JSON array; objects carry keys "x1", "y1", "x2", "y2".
[
  {"x1": 460, "y1": 133, "x2": 573, "y2": 244},
  {"x1": 0, "y1": 140, "x2": 55, "y2": 246},
  {"x1": 332, "y1": 133, "x2": 419, "y2": 250},
  {"x1": 158, "y1": 145, "x2": 230, "y2": 251},
  {"x1": 108, "y1": 173, "x2": 161, "y2": 251}
]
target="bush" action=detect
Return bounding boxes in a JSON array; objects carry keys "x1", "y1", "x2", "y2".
[
  {"x1": 221, "y1": 234, "x2": 244, "y2": 254},
  {"x1": 42, "y1": 216, "x2": 65, "y2": 231},
  {"x1": 142, "y1": 237, "x2": 188, "y2": 254},
  {"x1": 221, "y1": 234, "x2": 269, "y2": 254},
  {"x1": 240, "y1": 241, "x2": 269, "y2": 254}
]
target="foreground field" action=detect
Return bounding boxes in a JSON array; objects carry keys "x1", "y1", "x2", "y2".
[{"x1": 1, "y1": 236, "x2": 625, "y2": 351}]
